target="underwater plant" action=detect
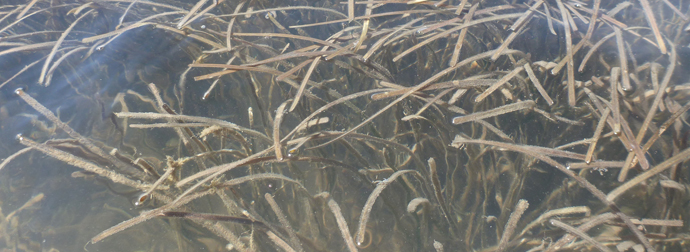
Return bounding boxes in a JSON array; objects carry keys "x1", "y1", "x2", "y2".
[{"x1": 1, "y1": 0, "x2": 690, "y2": 251}]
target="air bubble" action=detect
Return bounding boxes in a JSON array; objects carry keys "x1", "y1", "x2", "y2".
[
  {"x1": 132, "y1": 192, "x2": 149, "y2": 207},
  {"x1": 287, "y1": 148, "x2": 300, "y2": 158}
]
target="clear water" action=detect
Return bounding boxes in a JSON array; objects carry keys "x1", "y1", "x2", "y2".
[{"x1": 1, "y1": 0, "x2": 690, "y2": 251}]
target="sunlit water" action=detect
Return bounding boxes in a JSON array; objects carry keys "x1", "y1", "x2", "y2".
[{"x1": 1, "y1": 0, "x2": 690, "y2": 251}]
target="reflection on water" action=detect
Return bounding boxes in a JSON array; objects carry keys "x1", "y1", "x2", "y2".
[{"x1": 1, "y1": 0, "x2": 690, "y2": 251}]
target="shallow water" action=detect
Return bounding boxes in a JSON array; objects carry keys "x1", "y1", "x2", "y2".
[{"x1": 1, "y1": 0, "x2": 690, "y2": 251}]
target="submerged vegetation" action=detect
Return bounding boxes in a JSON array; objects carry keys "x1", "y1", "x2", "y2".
[{"x1": 1, "y1": 0, "x2": 690, "y2": 251}]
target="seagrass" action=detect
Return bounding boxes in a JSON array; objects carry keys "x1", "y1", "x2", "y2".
[
  {"x1": 355, "y1": 169, "x2": 419, "y2": 245},
  {"x1": 273, "y1": 99, "x2": 291, "y2": 160},
  {"x1": 614, "y1": 28, "x2": 631, "y2": 91},
  {"x1": 313, "y1": 49, "x2": 526, "y2": 150},
  {"x1": 607, "y1": 146, "x2": 690, "y2": 202},
  {"x1": 585, "y1": 107, "x2": 610, "y2": 163},
  {"x1": 496, "y1": 199, "x2": 528, "y2": 252},
  {"x1": 17, "y1": 136, "x2": 151, "y2": 190},
  {"x1": 519, "y1": 206, "x2": 591, "y2": 237},
  {"x1": 39, "y1": 10, "x2": 94, "y2": 86},
  {"x1": 1, "y1": 0, "x2": 689, "y2": 251},
  {"x1": 567, "y1": 161, "x2": 626, "y2": 169},
  {"x1": 115, "y1": 112, "x2": 270, "y2": 142},
  {"x1": 610, "y1": 67, "x2": 621, "y2": 134},
  {"x1": 427, "y1": 158, "x2": 450, "y2": 223},
  {"x1": 406, "y1": 197, "x2": 430, "y2": 214},
  {"x1": 553, "y1": 0, "x2": 575, "y2": 106},
  {"x1": 523, "y1": 63, "x2": 553, "y2": 106},
  {"x1": 545, "y1": 213, "x2": 617, "y2": 252},
  {"x1": 16, "y1": 89, "x2": 144, "y2": 177},
  {"x1": 451, "y1": 136, "x2": 656, "y2": 251},
  {"x1": 370, "y1": 79, "x2": 496, "y2": 101},
  {"x1": 0, "y1": 147, "x2": 31, "y2": 172},
  {"x1": 542, "y1": 1, "x2": 556, "y2": 35},
  {"x1": 318, "y1": 192, "x2": 358, "y2": 252},
  {"x1": 452, "y1": 100, "x2": 536, "y2": 125},
  {"x1": 638, "y1": 0, "x2": 666, "y2": 53},
  {"x1": 129, "y1": 122, "x2": 210, "y2": 128},
  {"x1": 474, "y1": 67, "x2": 524, "y2": 103},
  {"x1": 265, "y1": 193, "x2": 304, "y2": 252},
  {"x1": 391, "y1": 13, "x2": 524, "y2": 62},
  {"x1": 43, "y1": 47, "x2": 88, "y2": 86},
  {"x1": 636, "y1": 40, "x2": 677, "y2": 141},
  {"x1": 451, "y1": 4, "x2": 477, "y2": 66},
  {"x1": 4, "y1": 193, "x2": 44, "y2": 221},
  {"x1": 267, "y1": 230, "x2": 296, "y2": 252},
  {"x1": 550, "y1": 219, "x2": 612, "y2": 252},
  {"x1": 90, "y1": 188, "x2": 215, "y2": 244}
]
